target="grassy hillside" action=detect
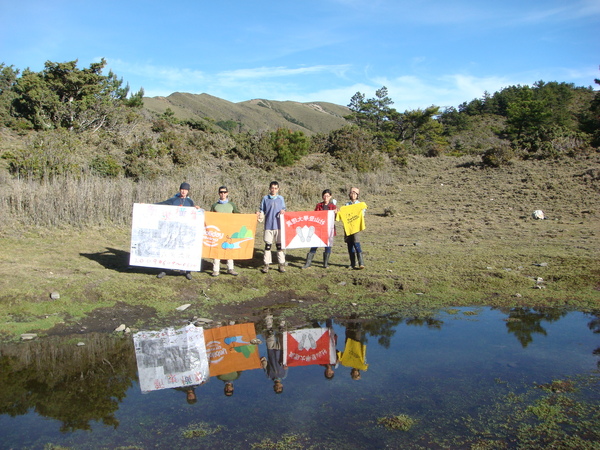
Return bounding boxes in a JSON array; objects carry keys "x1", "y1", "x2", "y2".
[{"x1": 143, "y1": 92, "x2": 350, "y2": 134}]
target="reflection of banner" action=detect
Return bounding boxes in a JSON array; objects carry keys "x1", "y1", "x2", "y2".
[
  {"x1": 130, "y1": 203, "x2": 204, "y2": 271},
  {"x1": 203, "y1": 212, "x2": 257, "y2": 260},
  {"x1": 336, "y1": 202, "x2": 367, "y2": 236},
  {"x1": 280, "y1": 210, "x2": 335, "y2": 249},
  {"x1": 203, "y1": 323, "x2": 261, "y2": 377},
  {"x1": 133, "y1": 324, "x2": 210, "y2": 393},
  {"x1": 283, "y1": 328, "x2": 337, "y2": 366}
]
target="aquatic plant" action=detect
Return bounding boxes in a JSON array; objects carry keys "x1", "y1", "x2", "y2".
[
  {"x1": 250, "y1": 433, "x2": 308, "y2": 449},
  {"x1": 181, "y1": 421, "x2": 224, "y2": 439},
  {"x1": 461, "y1": 375, "x2": 600, "y2": 447},
  {"x1": 377, "y1": 414, "x2": 417, "y2": 431}
]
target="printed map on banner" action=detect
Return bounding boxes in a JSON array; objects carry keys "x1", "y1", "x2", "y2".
[
  {"x1": 130, "y1": 203, "x2": 204, "y2": 271},
  {"x1": 283, "y1": 328, "x2": 337, "y2": 366},
  {"x1": 280, "y1": 210, "x2": 335, "y2": 249},
  {"x1": 203, "y1": 323, "x2": 261, "y2": 377},
  {"x1": 133, "y1": 324, "x2": 210, "y2": 393},
  {"x1": 203, "y1": 212, "x2": 257, "y2": 260}
]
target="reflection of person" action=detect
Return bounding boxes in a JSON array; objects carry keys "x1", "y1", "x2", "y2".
[
  {"x1": 303, "y1": 189, "x2": 337, "y2": 269},
  {"x1": 344, "y1": 187, "x2": 365, "y2": 270},
  {"x1": 338, "y1": 317, "x2": 368, "y2": 380},
  {"x1": 216, "y1": 371, "x2": 242, "y2": 396},
  {"x1": 156, "y1": 182, "x2": 198, "y2": 280},
  {"x1": 174, "y1": 385, "x2": 200, "y2": 404},
  {"x1": 257, "y1": 181, "x2": 286, "y2": 273},
  {"x1": 261, "y1": 315, "x2": 287, "y2": 393},
  {"x1": 318, "y1": 318, "x2": 338, "y2": 379},
  {"x1": 210, "y1": 186, "x2": 241, "y2": 277}
]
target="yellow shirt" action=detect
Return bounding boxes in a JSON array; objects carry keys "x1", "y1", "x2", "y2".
[
  {"x1": 338, "y1": 338, "x2": 368, "y2": 371},
  {"x1": 336, "y1": 202, "x2": 367, "y2": 236}
]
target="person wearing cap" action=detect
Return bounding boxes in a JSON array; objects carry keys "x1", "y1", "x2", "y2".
[
  {"x1": 158, "y1": 182, "x2": 196, "y2": 207},
  {"x1": 344, "y1": 187, "x2": 365, "y2": 269},
  {"x1": 209, "y1": 186, "x2": 240, "y2": 277},
  {"x1": 155, "y1": 182, "x2": 198, "y2": 279},
  {"x1": 257, "y1": 181, "x2": 287, "y2": 273}
]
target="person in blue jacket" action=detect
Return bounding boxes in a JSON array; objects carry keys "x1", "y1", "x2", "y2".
[{"x1": 257, "y1": 181, "x2": 286, "y2": 273}]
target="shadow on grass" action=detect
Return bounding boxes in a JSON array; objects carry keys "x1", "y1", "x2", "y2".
[{"x1": 80, "y1": 247, "x2": 146, "y2": 273}]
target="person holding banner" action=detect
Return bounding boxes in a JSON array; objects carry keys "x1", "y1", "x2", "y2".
[
  {"x1": 302, "y1": 189, "x2": 337, "y2": 269},
  {"x1": 257, "y1": 181, "x2": 286, "y2": 273},
  {"x1": 157, "y1": 182, "x2": 197, "y2": 208},
  {"x1": 338, "y1": 315, "x2": 368, "y2": 380},
  {"x1": 339, "y1": 187, "x2": 367, "y2": 270},
  {"x1": 210, "y1": 186, "x2": 241, "y2": 277},
  {"x1": 261, "y1": 314, "x2": 287, "y2": 394},
  {"x1": 155, "y1": 182, "x2": 198, "y2": 280}
]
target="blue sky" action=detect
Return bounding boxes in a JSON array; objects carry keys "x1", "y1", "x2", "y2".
[{"x1": 1, "y1": 0, "x2": 598, "y2": 111}]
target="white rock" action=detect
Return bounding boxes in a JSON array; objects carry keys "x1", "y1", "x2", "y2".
[
  {"x1": 176, "y1": 304, "x2": 191, "y2": 311},
  {"x1": 114, "y1": 324, "x2": 126, "y2": 332},
  {"x1": 20, "y1": 333, "x2": 37, "y2": 341},
  {"x1": 532, "y1": 210, "x2": 545, "y2": 220}
]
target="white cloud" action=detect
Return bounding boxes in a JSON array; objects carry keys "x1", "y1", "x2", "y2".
[
  {"x1": 218, "y1": 65, "x2": 351, "y2": 81},
  {"x1": 106, "y1": 59, "x2": 206, "y2": 86}
]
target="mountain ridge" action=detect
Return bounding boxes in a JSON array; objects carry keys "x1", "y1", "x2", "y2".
[{"x1": 143, "y1": 92, "x2": 350, "y2": 135}]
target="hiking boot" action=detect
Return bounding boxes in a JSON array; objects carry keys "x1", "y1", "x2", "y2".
[
  {"x1": 261, "y1": 265, "x2": 269, "y2": 273},
  {"x1": 349, "y1": 252, "x2": 356, "y2": 269},
  {"x1": 227, "y1": 270, "x2": 239, "y2": 276},
  {"x1": 211, "y1": 271, "x2": 220, "y2": 277},
  {"x1": 278, "y1": 264, "x2": 286, "y2": 273},
  {"x1": 302, "y1": 252, "x2": 315, "y2": 269},
  {"x1": 157, "y1": 271, "x2": 166, "y2": 279},
  {"x1": 357, "y1": 252, "x2": 365, "y2": 270},
  {"x1": 185, "y1": 271, "x2": 193, "y2": 280}
]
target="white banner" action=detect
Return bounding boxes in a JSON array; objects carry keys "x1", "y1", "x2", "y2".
[
  {"x1": 133, "y1": 324, "x2": 210, "y2": 393},
  {"x1": 130, "y1": 203, "x2": 204, "y2": 271}
]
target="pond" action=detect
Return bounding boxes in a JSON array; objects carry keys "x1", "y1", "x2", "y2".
[{"x1": 1, "y1": 307, "x2": 599, "y2": 449}]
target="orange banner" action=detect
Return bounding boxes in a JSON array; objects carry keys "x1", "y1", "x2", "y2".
[
  {"x1": 203, "y1": 323, "x2": 261, "y2": 377},
  {"x1": 203, "y1": 212, "x2": 257, "y2": 260}
]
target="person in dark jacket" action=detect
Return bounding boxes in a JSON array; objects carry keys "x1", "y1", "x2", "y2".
[
  {"x1": 157, "y1": 182, "x2": 196, "y2": 207},
  {"x1": 156, "y1": 182, "x2": 198, "y2": 280}
]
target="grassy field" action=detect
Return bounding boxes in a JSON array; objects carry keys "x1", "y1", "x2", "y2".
[{"x1": 0, "y1": 155, "x2": 598, "y2": 340}]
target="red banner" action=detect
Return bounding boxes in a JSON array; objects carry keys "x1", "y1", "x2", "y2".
[
  {"x1": 283, "y1": 328, "x2": 337, "y2": 367},
  {"x1": 280, "y1": 210, "x2": 335, "y2": 249}
]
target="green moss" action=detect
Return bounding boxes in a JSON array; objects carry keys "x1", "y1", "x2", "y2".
[
  {"x1": 181, "y1": 422, "x2": 224, "y2": 439},
  {"x1": 377, "y1": 414, "x2": 417, "y2": 431}
]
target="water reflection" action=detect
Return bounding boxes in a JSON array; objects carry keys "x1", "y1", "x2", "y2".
[
  {"x1": 0, "y1": 334, "x2": 136, "y2": 432},
  {"x1": 496, "y1": 307, "x2": 568, "y2": 347},
  {"x1": 0, "y1": 307, "x2": 598, "y2": 448}
]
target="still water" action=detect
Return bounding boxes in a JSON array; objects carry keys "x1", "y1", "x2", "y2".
[{"x1": 1, "y1": 307, "x2": 598, "y2": 449}]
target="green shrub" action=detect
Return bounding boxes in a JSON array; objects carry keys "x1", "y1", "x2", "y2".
[
  {"x1": 2, "y1": 129, "x2": 87, "y2": 179},
  {"x1": 327, "y1": 126, "x2": 383, "y2": 172},
  {"x1": 482, "y1": 144, "x2": 514, "y2": 167},
  {"x1": 90, "y1": 154, "x2": 121, "y2": 177}
]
